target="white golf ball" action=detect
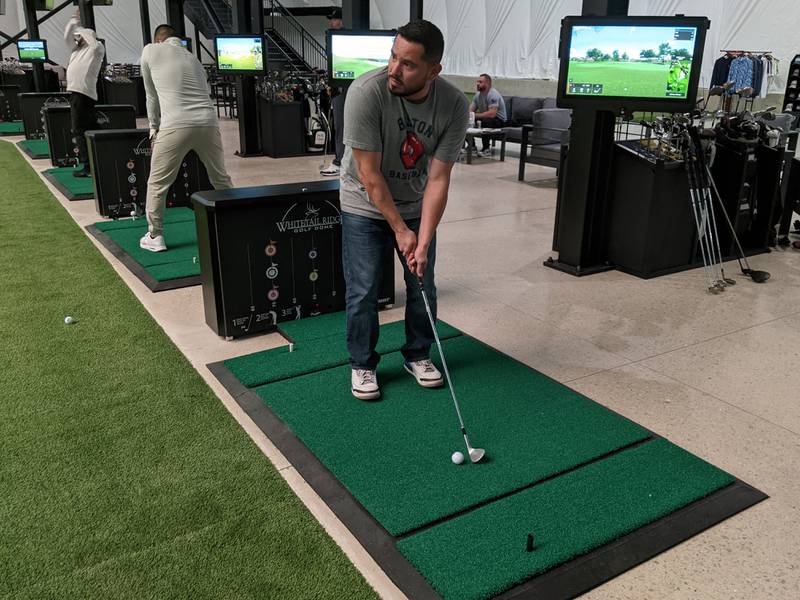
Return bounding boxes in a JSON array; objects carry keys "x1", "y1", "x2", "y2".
[
  {"x1": 451, "y1": 451, "x2": 464, "y2": 465},
  {"x1": 64, "y1": 316, "x2": 74, "y2": 325}
]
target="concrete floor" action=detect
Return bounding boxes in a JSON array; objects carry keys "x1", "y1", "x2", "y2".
[{"x1": 6, "y1": 116, "x2": 800, "y2": 599}]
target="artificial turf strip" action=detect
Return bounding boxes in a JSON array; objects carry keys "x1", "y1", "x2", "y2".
[
  {"x1": 253, "y1": 334, "x2": 651, "y2": 536},
  {"x1": 92, "y1": 208, "x2": 200, "y2": 282},
  {"x1": 396, "y1": 438, "x2": 734, "y2": 600},
  {"x1": 0, "y1": 142, "x2": 377, "y2": 599},
  {"x1": 42, "y1": 167, "x2": 95, "y2": 199},
  {"x1": 225, "y1": 318, "x2": 461, "y2": 388},
  {"x1": 17, "y1": 138, "x2": 49, "y2": 158},
  {"x1": 0, "y1": 121, "x2": 23, "y2": 135}
]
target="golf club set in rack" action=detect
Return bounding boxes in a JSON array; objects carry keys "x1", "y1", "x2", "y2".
[{"x1": 630, "y1": 96, "x2": 776, "y2": 291}]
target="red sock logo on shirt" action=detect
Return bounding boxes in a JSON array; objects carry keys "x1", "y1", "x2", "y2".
[{"x1": 400, "y1": 131, "x2": 424, "y2": 169}]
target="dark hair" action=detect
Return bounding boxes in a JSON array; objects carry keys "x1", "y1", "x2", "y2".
[
  {"x1": 396, "y1": 20, "x2": 444, "y2": 64},
  {"x1": 479, "y1": 73, "x2": 492, "y2": 85},
  {"x1": 328, "y1": 8, "x2": 342, "y2": 20},
  {"x1": 153, "y1": 24, "x2": 177, "y2": 42}
]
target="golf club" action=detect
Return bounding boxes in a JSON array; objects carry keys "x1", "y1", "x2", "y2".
[
  {"x1": 417, "y1": 277, "x2": 485, "y2": 463},
  {"x1": 703, "y1": 164, "x2": 771, "y2": 283}
]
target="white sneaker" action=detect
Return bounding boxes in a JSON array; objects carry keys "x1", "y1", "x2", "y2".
[
  {"x1": 320, "y1": 163, "x2": 340, "y2": 176},
  {"x1": 352, "y1": 369, "x2": 380, "y2": 400},
  {"x1": 140, "y1": 233, "x2": 167, "y2": 252},
  {"x1": 404, "y1": 359, "x2": 444, "y2": 388},
  {"x1": 477, "y1": 149, "x2": 492, "y2": 158}
]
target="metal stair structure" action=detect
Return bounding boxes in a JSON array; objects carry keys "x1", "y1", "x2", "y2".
[{"x1": 182, "y1": 0, "x2": 326, "y2": 77}]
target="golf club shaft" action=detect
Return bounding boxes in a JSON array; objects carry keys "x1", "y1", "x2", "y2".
[
  {"x1": 418, "y1": 279, "x2": 472, "y2": 443},
  {"x1": 703, "y1": 163, "x2": 754, "y2": 270}
]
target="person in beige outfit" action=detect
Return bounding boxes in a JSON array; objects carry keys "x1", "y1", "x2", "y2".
[{"x1": 139, "y1": 24, "x2": 233, "y2": 252}]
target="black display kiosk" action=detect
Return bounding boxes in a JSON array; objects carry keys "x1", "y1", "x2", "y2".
[
  {"x1": 259, "y1": 99, "x2": 306, "y2": 158},
  {"x1": 44, "y1": 104, "x2": 136, "y2": 167},
  {"x1": 549, "y1": 12, "x2": 710, "y2": 276},
  {"x1": 19, "y1": 92, "x2": 70, "y2": 139},
  {"x1": 86, "y1": 128, "x2": 212, "y2": 219},
  {"x1": 0, "y1": 85, "x2": 22, "y2": 121},
  {"x1": 192, "y1": 181, "x2": 395, "y2": 338}
]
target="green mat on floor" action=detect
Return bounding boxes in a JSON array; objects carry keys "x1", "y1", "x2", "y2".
[
  {"x1": 253, "y1": 332, "x2": 652, "y2": 535},
  {"x1": 43, "y1": 167, "x2": 94, "y2": 199},
  {"x1": 92, "y1": 207, "x2": 200, "y2": 282},
  {"x1": 396, "y1": 438, "x2": 733, "y2": 600},
  {"x1": 0, "y1": 121, "x2": 23, "y2": 135},
  {"x1": 221, "y1": 315, "x2": 745, "y2": 599},
  {"x1": 17, "y1": 138, "x2": 49, "y2": 158},
  {"x1": 225, "y1": 318, "x2": 461, "y2": 388}
]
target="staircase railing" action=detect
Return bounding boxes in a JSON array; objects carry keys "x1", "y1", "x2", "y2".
[{"x1": 264, "y1": 0, "x2": 326, "y2": 72}]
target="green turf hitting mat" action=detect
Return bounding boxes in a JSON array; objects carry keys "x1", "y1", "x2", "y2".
[
  {"x1": 17, "y1": 138, "x2": 49, "y2": 158},
  {"x1": 0, "y1": 121, "x2": 24, "y2": 136},
  {"x1": 42, "y1": 166, "x2": 94, "y2": 200},
  {"x1": 88, "y1": 207, "x2": 201, "y2": 291},
  {"x1": 210, "y1": 316, "x2": 765, "y2": 599}
]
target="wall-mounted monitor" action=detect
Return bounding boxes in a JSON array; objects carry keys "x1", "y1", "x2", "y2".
[
  {"x1": 214, "y1": 35, "x2": 265, "y2": 75},
  {"x1": 326, "y1": 29, "x2": 396, "y2": 86},
  {"x1": 181, "y1": 38, "x2": 192, "y2": 52},
  {"x1": 17, "y1": 40, "x2": 49, "y2": 63},
  {"x1": 556, "y1": 16, "x2": 710, "y2": 113},
  {"x1": 0, "y1": 1, "x2": 6, "y2": 17}
]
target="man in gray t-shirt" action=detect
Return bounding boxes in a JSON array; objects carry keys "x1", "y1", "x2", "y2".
[
  {"x1": 468, "y1": 73, "x2": 506, "y2": 154},
  {"x1": 340, "y1": 20, "x2": 468, "y2": 401}
]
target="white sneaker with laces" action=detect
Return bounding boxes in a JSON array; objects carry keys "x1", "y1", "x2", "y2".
[
  {"x1": 477, "y1": 149, "x2": 492, "y2": 158},
  {"x1": 320, "y1": 163, "x2": 340, "y2": 176},
  {"x1": 404, "y1": 359, "x2": 444, "y2": 388},
  {"x1": 351, "y1": 369, "x2": 380, "y2": 400},
  {"x1": 140, "y1": 233, "x2": 167, "y2": 252}
]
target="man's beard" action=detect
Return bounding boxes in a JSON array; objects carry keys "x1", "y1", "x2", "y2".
[{"x1": 389, "y1": 77, "x2": 427, "y2": 98}]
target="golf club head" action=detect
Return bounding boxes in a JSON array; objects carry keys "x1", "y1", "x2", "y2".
[
  {"x1": 468, "y1": 447, "x2": 486, "y2": 463},
  {"x1": 722, "y1": 81, "x2": 735, "y2": 90},
  {"x1": 708, "y1": 85, "x2": 724, "y2": 96},
  {"x1": 746, "y1": 269, "x2": 770, "y2": 283},
  {"x1": 739, "y1": 86, "x2": 754, "y2": 98}
]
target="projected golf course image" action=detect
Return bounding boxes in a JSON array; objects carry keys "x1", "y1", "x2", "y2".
[
  {"x1": 331, "y1": 34, "x2": 394, "y2": 80},
  {"x1": 216, "y1": 37, "x2": 263, "y2": 72},
  {"x1": 18, "y1": 41, "x2": 46, "y2": 62},
  {"x1": 566, "y1": 25, "x2": 696, "y2": 98}
]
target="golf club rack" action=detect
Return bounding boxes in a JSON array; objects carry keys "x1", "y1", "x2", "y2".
[{"x1": 607, "y1": 85, "x2": 798, "y2": 290}]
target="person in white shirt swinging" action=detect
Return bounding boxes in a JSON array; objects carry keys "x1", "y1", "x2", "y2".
[{"x1": 139, "y1": 24, "x2": 233, "y2": 252}]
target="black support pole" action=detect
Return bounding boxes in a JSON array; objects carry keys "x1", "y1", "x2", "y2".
[
  {"x1": 139, "y1": 0, "x2": 152, "y2": 45},
  {"x1": 166, "y1": 0, "x2": 186, "y2": 38},
  {"x1": 21, "y1": 0, "x2": 44, "y2": 92},
  {"x1": 544, "y1": 0, "x2": 629, "y2": 276},
  {"x1": 231, "y1": 0, "x2": 262, "y2": 156},
  {"x1": 77, "y1": 0, "x2": 96, "y2": 32},
  {"x1": 410, "y1": 0, "x2": 423, "y2": 22},
  {"x1": 343, "y1": 0, "x2": 370, "y2": 30}
]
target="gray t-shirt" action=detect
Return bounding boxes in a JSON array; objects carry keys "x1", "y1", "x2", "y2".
[
  {"x1": 340, "y1": 68, "x2": 469, "y2": 220},
  {"x1": 469, "y1": 88, "x2": 507, "y2": 122}
]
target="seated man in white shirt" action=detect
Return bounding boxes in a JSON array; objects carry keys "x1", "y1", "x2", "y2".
[{"x1": 139, "y1": 24, "x2": 233, "y2": 252}]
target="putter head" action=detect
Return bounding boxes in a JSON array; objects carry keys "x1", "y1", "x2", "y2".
[{"x1": 468, "y1": 447, "x2": 486, "y2": 463}]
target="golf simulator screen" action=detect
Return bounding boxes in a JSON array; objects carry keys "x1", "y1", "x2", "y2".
[
  {"x1": 327, "y1": 30, "x2": 396, "y2": 86},
  {"x1": 557, "y1": 16, "x2": 709, "y2": 112},
  {"x1": 214, "y1": 35, "x2": 265, "y2": 74},
  {"x1": 17, "y1": 40, "x2": 48, "y2": 63}
]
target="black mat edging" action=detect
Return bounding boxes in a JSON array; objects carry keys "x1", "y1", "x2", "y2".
[
  {"x1": 494, "y1": 480, "x2": 767, "y2": 600},
  {"x1": 86, "y1": 224, "x2": 201, "y2": 292},
  {"x1": 43, "y1": 170, "x2": 94, "y2": 201},
  {"x1": 208, "y1": 342, "x2": 768, "y2": 600}
]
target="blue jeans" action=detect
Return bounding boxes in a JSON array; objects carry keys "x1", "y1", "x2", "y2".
[{"x1": 342, "y1": 212, "x2": 437, "y2": 370}]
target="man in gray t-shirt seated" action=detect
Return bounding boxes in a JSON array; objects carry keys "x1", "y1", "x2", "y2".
[
  {"x1": 340, "y1": 20, "x2": 468, "y2": 401},
  {"x1": 469, "y1": 73, "x2": 507, "y2": 155}
]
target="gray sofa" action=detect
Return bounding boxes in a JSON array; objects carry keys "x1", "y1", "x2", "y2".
[{"x1": 500, "y1": 95, "x2": 571, "y2": 180}]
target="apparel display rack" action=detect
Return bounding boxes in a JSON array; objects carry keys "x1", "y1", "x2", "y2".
[{"x1": 782, "y1": 54, "x2": 800, "y2": 113}]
